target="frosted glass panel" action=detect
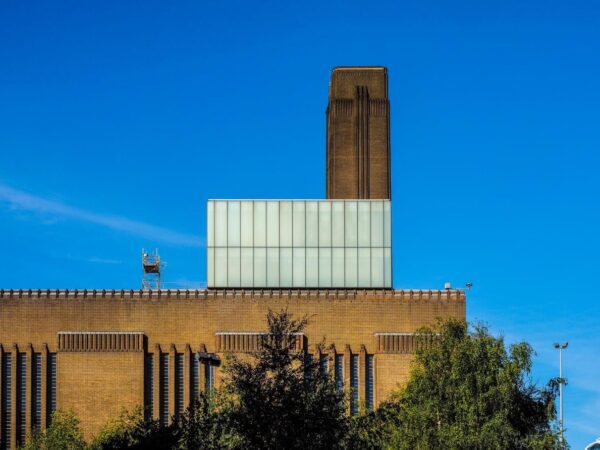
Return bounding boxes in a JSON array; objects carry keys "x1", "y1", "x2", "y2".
[
  {"x1": 293, "y1": 248, "x2": 305, "y2": 287},
  {"x1": 345, "y1": 201, "x2": 357, "y2": 247},
  {"x1": 267, "y1": 248, "x2": 279, "y2": 287},
  {"x1": 241, "y1": 248, "x2": 253, "y2": 286},
  {"x1": 207, "y1": 200, "x2": 391, "y2": 288},
  {"x1": 319, "y1": 202, "x2": 331, "y2": 247},
  {"x1": 319, "y1": 248, "x2": 331, "y2": 287},
  {"x1": 280, "y1": 248, "x2": 292, "y2": 287},
  {"x1": 332, "y1": 248, "x2": 344, "y2": 286},
  {"x1": 345, "y1": 248, "x2": 357, "y2": 287},
  {"x1": 280, "y1": 201, "x2": 292, "y2": 247},
  {"x1": 293, "y1": 202, "x2": 305, "y2": 247},
  {"x1": 227, "y1": 201, "x2": 240, "y2": 247},
  {"x1": 383, "y1": 201, "x2": 391, "y2": 248},
  {"x1": 358, "y1": 202, "x2": 370, "y2": 247},
  {"x1": 358, "y1": 248, "x2": 371, "y2": 287},
  {"x1": 207, "y1": 201, "x2": 214, "y2": 247},
  {"x1": 241, "y1": 201, "x2": 253, "y2": 247},
  {"x1": 215, "y1": 201, "x2": 227, "y2": 246},
  {"x1": 254, "y1": 201, "x2": 266, "y2": 247},
  {"x1": 371, "y1": 248, "x2": 384, "y2": 287},
  {"x1": 384, "y1": 248, "x2": 392, "y2": 288},
  {"x1": 254, "y1": 248, "x2": 266, "y2": 287},
  {"x1": 306, "y1": 248, "x2": 318, "y2": 287},
  {"x1": 207, "y1": 247, "x2": 214, "y2": 286},
  {"x1": 266, "y1": 202, "x2": 279, "y2": 247},
  {"x1": 215, "y1": 248, "x2": 227, "y2": 286},
  {"x1": 371, "y1": 201, "x2": 383, "y2": 247},
  {"x1": 331, "y1": 202, "x2": 345, "y2": 247},
  {"x1": 306, "y1": 202, "x2": 318, "y2": 247},
  {"x1": 228, "y1": 248, "x2": 240, "y2": 287}
]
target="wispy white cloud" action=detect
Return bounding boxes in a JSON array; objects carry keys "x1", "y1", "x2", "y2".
[
  {"x1": 0, "y1": 184, "x2": 204, "y2": 247},
  {"x1": 86, "y1": 257, "x2": 124, "y2": 265}
]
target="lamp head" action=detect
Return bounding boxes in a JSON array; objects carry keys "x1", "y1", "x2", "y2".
[{"x1": 554, "y1": 343, "x2": 560, "y2": 348}]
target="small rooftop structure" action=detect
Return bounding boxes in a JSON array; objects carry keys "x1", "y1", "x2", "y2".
[{"x1": 142, "y1": 249, "x2": 162, "y2": 290}]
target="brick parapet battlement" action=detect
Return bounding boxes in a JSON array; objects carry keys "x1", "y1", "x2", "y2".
[{"x1": 0, "y1": 288, "x2": 465, "y2": 302}]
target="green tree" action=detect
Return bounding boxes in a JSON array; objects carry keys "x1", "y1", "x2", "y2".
[
  {"x1": 177, "y1": 392, "x2": 238, "y2": 450},
  {"x1": 222, "y1": 309, "x2": 348, "y2": 450},
  {"x1": 22, "y1": 410, "x2": 86, "y2": 450},
  {"x1": 356, "y1": 319, "x2": 564, "y2": 450},
  {"x1": 90, "y1": 407, "x2": 178, "y2": 450}
]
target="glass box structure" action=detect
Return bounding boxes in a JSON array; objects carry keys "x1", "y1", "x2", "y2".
[{"x1": 207, "y1": 200, "x2": 391, "y2": 288}]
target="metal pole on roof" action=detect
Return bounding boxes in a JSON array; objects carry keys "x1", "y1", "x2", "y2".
[{"x1": 553, "y1": 342, "x2": 568, "y2": 447}]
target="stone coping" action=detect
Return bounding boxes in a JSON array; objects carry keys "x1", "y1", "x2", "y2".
[{"x1": 0, "y1": 288, "x2": 465, "y2": 301}]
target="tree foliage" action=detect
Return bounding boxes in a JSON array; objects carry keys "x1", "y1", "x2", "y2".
[
  {"x1": 22, "y1": 410, "x2": 86, "y2": 450},
  {"x1": 89, "y1": 406, "x2": 179, "y2": 450},
  {"x1": 222, "y1": 309, "x2": 348, "y2": 450},
  {"x1": 23, "y1": 317, "x2": 565, "y2": 450},
  {"x1": 352, "y1": 319, "x2": 564, "y2": 449},
  {"x1": 177, "y1": 392, "x2": 238, "y2": 450}
]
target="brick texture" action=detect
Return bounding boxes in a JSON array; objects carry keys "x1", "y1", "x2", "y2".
[{"x1": 0, "y1": 288, "x2": 465, "y2": 441}]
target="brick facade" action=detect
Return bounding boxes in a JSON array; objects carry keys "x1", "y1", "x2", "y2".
[
  {"x1": 326, "y1": 67, "x2": 391, "y2": 200},
  {"x1": 0, "y1": 288, "x2": 465, "y2": 442}
]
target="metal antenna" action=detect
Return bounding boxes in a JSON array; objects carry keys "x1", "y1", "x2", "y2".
[{"x1": 142, "y1": 248, "x2": 163, "y2": 290}]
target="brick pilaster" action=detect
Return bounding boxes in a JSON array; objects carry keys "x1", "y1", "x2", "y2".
[
  {"x1": 152, "y1": 344, "x2": 160, "y2": 422},
  {"x1": 183, "y1": 345, "x2": 191, "y2": 410},
  {"x1": 26, "y1": 344, "x2": 33, "y2": 438},
  {"x1": 198, "y1": 345, "x2": 206, "y2": 393},
  {"x1": 360, "y1": 345, "x2": 367, "y2": 413},
  {"x1": 10, "y1": 344, "x2": 17, "y2": 450},
  {"x1": 41, "y1": 344, "x2": 48, "y2": 430},
  {"x1": 169, "y1": 344, "x2": 176, "y2": 422},
  {"x1": 344, "y1": 344, "x2": 352, "y2": 415},
  {"x1": 373, "y1": 354, "x2": 378, "y2": 408},
  {"x1": 328, "y1": 344, "x2": 336, "y2": 376}
]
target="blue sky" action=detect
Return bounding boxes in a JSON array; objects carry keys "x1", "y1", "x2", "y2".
[{"x1": 1, "y1": 0, "x2": 598, "y2": 446}]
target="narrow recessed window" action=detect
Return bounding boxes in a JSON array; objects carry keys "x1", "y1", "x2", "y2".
[
  {"x1": 47, "y1": 353, "x2": 57, "y2": 426},
  {"x1": 32, "y1": 353, "x2": 42, "y2": 432},
  {"x1": 366, "y1": 355, "x2": 374, "y2": 410},
  {"x1": 319, "y1": 354, "x2": 328, "y2": 376},
  {"x1": 191, "y1": 356, "x2": 199, "y2": 403},
  {"x1": 17, "y1": 353, "x2": 26, "y2": 446},
  {"x1": 160, "y1": 354, "x2": 169, "y2": 425},
  {"x1": 350, "y1": 355, "x2": 359, "y2": 415},
  {"x1": 144, "y1": 354, "x2": 153, "y2": 420},
  {"x1": 1, "y1": 353, "x2": 11, "y2": 448},
  {"x1": 335, "y1": 355, "x2": 343, "y2": 391},
  {"x1": 205, "y1": 364, "x2": 214, "y2": 392},
  {"x1": 175, "y1": 354, "x2": 184, "y2": 417}
]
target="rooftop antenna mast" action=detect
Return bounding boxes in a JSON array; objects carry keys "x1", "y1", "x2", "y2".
[{"x1": 142, "y1": 248, "x2": 163, "y2": 290}]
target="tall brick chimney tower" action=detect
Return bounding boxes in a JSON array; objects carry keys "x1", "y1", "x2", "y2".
[{"x1": 326, "y1": 66, "x2": 391, "y2": 199}]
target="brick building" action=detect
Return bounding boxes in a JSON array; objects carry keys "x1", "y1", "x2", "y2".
[{"x1": 0, "y1": 67, "x2": 466, "y2": 446}]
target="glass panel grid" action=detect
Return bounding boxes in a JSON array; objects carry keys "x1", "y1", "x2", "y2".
[{"x1": 207, "y1": 200, "x2": 391, "y2": 288}]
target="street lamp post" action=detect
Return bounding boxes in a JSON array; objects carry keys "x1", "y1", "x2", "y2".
[{"x1": 553, "y1": 342, "x2": 568, "y2": 446}]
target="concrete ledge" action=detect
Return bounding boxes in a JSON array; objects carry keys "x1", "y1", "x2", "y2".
[{"x1": 0, "y1": 288, "x2": 466, "y2": 302}]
